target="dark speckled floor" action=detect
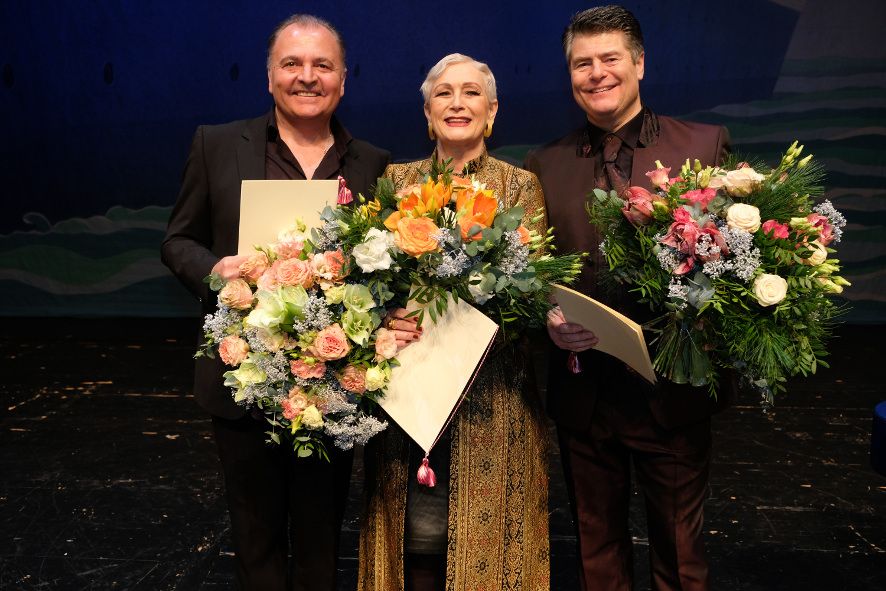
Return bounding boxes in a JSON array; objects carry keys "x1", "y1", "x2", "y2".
[{"x1": 1, "y1": 319, "x2": 884, "y2": 590}]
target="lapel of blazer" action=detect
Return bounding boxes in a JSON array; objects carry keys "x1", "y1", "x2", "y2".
[{"x1": 236, "y1": 116, "x2": 267, "y2": 180}]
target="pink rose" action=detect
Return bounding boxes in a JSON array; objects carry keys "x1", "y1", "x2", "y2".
[
  {"x1": 309, "y1": 324, "x2": 351, "y2": 361},
  {"x1": 282, "y1": 387, "x2": 309, "y2": 420},
  {"x1": 762, "y1": 219, "x2": 790, "y2": 240},
  {"x1": 255, "y1": 266, "x2": 280, "y2": 291},
  {"x1": 239, "y1": 252, "x2": 270, "y2": 283},
  {"x1": 338, "y1": 364, "x2": 367, "y2": 394},
  {"x1": 660, "y1": 208, "x2": 700, "y2": 255},
  {"x1": 311, "y1": 250, "x2": 347, "y2": 285},
  {"x1": 621, "y1": 186, "x2": 656, "y2": 226},
  {"x1": 274, "y1": 237, "x2": 305, "y2": 260},
  {"x1": 275, "y1": 258, "x2": 314, "y2": 288},
  {"x1": 218, "y1": 335, "x2": 249, "y2": 366},
  {"x1": 695, "y1": 221, "x2": 729, "y2": 262},
  {"x1": 645, "y1": 166, "x2": 672, "y2": 189},
  {"x1": 290, "y1": 358, "x2": 327, "y2": 379},
  {"x1": 218, "y1": 278, "x2": 254, "y2": 310},
  {"x1": 806, "y1": 213, "x2": 834, "y2": 246},
  {"x1": 374, "y1": 328, "x2": 398, "y2": 361},
  {"x1": 337, "y1": 175, "x2": 353, "y2": 205},
  {"x1": 682, "y1": 188, "x2": 717, "y2": 210}
]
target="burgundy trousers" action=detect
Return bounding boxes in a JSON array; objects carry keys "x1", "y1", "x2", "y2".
[
  {"x1": 559, "y1": 397, "x2": 712, "y2": 591},
  {"x1": 212, "y1": 414, "x2": 354, "y2": 591}
]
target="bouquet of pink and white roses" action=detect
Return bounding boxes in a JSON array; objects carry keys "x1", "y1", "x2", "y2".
[
  {"x1": 589, "y1": 142, "x2": 849, "y2": 406},
  {"x1": 199, "y1": 220, "x2": 395, "y2": 460}
]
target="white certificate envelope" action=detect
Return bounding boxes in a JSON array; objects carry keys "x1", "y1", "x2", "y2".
[
  {"x1": 379, "y1": 297, "x2": 499, "y2": 455},
  {"x1": 552, "y1": 284, "x2": 656, "y2": 385},
  {"x1": 238, "y1": 179, "x2": 338, "y2": 254}
]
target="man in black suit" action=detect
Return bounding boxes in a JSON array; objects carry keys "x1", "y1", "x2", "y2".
[
  {"x1": 525, "y1": 6, "x2": 729, "y2": 591},
  {"x1": 161, "y1": 14, "x2": 389, "y2": 590}
]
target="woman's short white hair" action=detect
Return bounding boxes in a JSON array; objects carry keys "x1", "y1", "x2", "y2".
[{"x1": 420, "y1": 53, "x2": 498, "y2": 105}]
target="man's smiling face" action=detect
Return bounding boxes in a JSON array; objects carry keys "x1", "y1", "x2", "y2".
[{"x1": 569, "y1": 30, "x2": 644, "y2": 131}]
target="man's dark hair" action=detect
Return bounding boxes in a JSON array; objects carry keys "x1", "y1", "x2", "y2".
[
  {"x1": 266, "y1": 14, "x2": 346, "y2": 69},
  {"x1": 562, "y1": 5, "x2": 644, "y2": 62}
]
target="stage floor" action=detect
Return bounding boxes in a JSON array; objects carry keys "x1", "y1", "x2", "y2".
[{"x1": 1, "y1": 319, "x2": 884, "y2": 590}]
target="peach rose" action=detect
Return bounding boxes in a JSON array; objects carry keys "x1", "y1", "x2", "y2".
[
  {"x1": 276, "y1": 258, "x2": 314, "y2": 288},
  {"x1": 255, "y1": 267, "x2": 280, "y2": 291},
  {"x1": 374, "y1": 328, "x2": 398, "y2": 361},
  {"x1": 309, "y1": 324, "x2": 351, "y2": 361},
  {"x1": 338, "y1": 364, "x2": 367, "y2": 394},
  {"x1": 218, "y1": 279, "x2": 254, "y2": 310},
  {"x1": 239, "y1": 252, "x2": 270, "y2": 283},
  {"x1": 218, "y1": 335, "x2": 249, "y2": 366},
  {"x1": 290, "y1": 358, "x2": 327, "y2": 379},
  {"x1": 395, "y1": 217, "x2": 440, "y2": 256},
  {"x1": 281, "y1": 387, "x2": 309, "y2": 420}
]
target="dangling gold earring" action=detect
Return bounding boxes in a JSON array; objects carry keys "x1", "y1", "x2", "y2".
[
  {"x1": 428, "y1": 123, "x2": 437, "y2": 141},
  {"x1": 484, "y1": 121, "x2": 493, "y2": 138}
]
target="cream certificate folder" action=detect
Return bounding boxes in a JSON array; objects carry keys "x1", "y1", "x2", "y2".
[
  {"x1": 552, "y1": 284, "x2": 657, "y2": 385},
  {"x1": 237, "y1": 179, "x2": 338, "y2": 254},
  {"x1": 379, "y1": 297, "x2": 498, "y2": 454}
]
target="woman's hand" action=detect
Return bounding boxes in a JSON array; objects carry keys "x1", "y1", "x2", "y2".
[
  {"x1": 383, "y1": 308, "x2": 423, "y2": 351},
  {"x1": 546, "y1": 306, "x2": 598, "y2": 352}
]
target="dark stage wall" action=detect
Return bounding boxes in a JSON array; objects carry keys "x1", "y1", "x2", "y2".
[{"x1": 1, "y1": 0, "x2": 884, "y2": 320}]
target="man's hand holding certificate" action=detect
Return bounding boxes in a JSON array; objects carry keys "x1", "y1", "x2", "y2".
[{"x1": 550, "y1": 284, "x2": 656, "y2": 385}]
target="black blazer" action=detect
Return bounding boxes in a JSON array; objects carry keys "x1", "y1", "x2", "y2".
[
  {"x1": 526, "y1": 112, "x2": 732, "y2": 431},
  {"x1": 161, "y1": 114, "x2": 390, "y2": 418}
]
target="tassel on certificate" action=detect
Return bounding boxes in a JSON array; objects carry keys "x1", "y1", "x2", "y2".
[
  {"x1": 568, "y1": 351, "x2": 582, "y2": 374},
  {"x1": 417, "y1": 456, "x2": 437, "y2": 487}
]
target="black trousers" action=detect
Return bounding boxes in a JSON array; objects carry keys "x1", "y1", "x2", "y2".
[{"x1": 212, "y1": 414, "x2": 354, "y2": 591}]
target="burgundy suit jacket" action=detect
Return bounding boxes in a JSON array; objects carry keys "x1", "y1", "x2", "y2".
[
  {"x1": 161, "y1": 114, "x2": 390, "y2": 419},
  {"x1": 525, "y1": 111, "x2": 731, "y2": 431}
]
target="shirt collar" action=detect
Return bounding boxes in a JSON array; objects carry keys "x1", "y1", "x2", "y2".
[
  {"x1": 579, "y1": 106, "x2": 654, "y2": 157},
  {"x1": 266, "y1": 111, "x2": 352, "y2": 156}
]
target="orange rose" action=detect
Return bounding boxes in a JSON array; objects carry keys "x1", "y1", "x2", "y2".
[
  {"x1": 456, "y1": 187, "x2": 497, "y2": 241},
  {"x1": 395, "y1": 217, "x2": 440, "y2": 257}
]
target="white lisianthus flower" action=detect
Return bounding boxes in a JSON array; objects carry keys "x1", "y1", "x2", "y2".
[
  {"x1": 753, "y1": 273, "x2": 788, "y2": 307},
  {"x1": 324, "y1": 284, "x2": 346, "y2": 304},
  {"x1": 802, "y1": 240, "x2": 827, "y2": 266},
  {"x1": 353, "y1": 228, "x2": 395, "y2": 272},
  {"x1": 301, "y1": 405, "x2": 324, "y2": 429},
  {"x1": 726, "y1": 203, "x2": 762, "y2": 233},
  {"x1": 468, "y1": 270, "x2": 493, "y2": 304}
]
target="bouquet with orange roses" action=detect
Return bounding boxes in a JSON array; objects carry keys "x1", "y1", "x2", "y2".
[
  {"x1": 329, "y1": 160, "x2": 584, "y2": 337},
  {"x1": 199, "y1": 217, "x2": 396, "y2": 460},
  {"x1": 588, "y1": 142, "x2": 850, "y2": 406}
]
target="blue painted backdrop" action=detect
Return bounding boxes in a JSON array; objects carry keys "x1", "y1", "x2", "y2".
[{"x1": 2, "y1": 0, "x2": 884, "y2": 320}]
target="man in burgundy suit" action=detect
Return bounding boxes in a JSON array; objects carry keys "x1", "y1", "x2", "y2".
[
  {"x1": 161, "y1": 14, "x2": 389, "y2": 590},
  {"x1": 525, "y1": 6, "x2": 730, "y2": 591}
]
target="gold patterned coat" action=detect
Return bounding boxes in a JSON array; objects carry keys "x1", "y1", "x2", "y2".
[{"x1": 357, "y1": 153, "x2": 551, "y2": 590}]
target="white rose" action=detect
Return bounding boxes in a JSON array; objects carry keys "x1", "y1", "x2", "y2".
[
  {"x1": 726, "y1": 203, "x2": 761, "y2": 233},
  {"x1": 802, "y1": 240, "x2": 827, "y2": 266},
  {"x1": 722, "y1": 167, "x2": 766, "y2": 197},
  {"x1": 301, "y1": 405, "x2": 324, "y2": 429},
  {"x1": 353, "y1": 228, "x2": 395, "y2": 272},
  {"x1": 364, "y1": 366, "x2": 388, "y2": 391},
  {"x1": 753, "y1": 273, "x2": 788, "y2": 307}
]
